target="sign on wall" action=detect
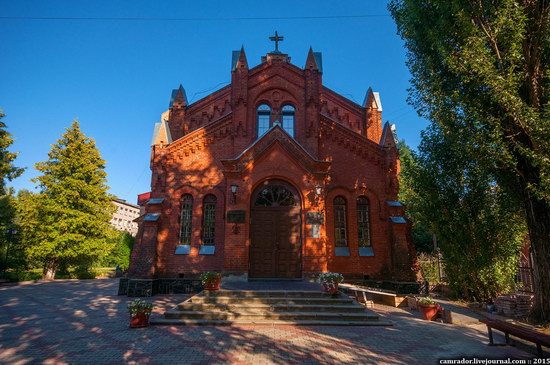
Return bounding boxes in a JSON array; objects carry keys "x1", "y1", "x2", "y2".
[
  {"x1": 227, "y1": 210, "x2": 246, "y2": 223},
  {"x1": 306, "y1": 212, "x2": 324, "y2": 225}
]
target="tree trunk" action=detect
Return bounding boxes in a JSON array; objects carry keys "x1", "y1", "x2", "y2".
[
  {"x1": 42, "y1": 260, "x2": 57, "y2": 280},
  {"x1": 524, "y1": 194, "x2": 550, "y2": 322}
]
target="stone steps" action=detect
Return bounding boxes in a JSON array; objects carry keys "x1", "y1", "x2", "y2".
[
  {"x1": 189, "y1": 296, "x2": 354, "y2": 305},
  {"x1": 177, "y1": 303, "x2": 366, "y2": 313},
  {"x1": 200, "y1": 290, "x2": 333, "y2": 298},
  {"x1": 164, "y1": 310, "x2": 379, "y2": 321},
  {"x1": 151, "y1": 318, "x2": 392, "y2": 326},
  {"x1": 151, "y1": 289, "x2": 390, "y2": 326}
]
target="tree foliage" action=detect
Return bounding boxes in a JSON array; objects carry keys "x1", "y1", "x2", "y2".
[
  {"x1": 101, "y1": 231, "x2": 134, "y2": 270},
  {"x1": 398, "y1": 140, "x2": 434, "y2": 253},
  {"x1": 19, "y1": 121, "x2": 115, "y2": 279},
  {"x1": 390, "y1": 0, "x2": 550, "y2": 319},
  {"x1": 402, "y1": 126, "x2": 526, "y2": 301},
  {"x1": 0, "y1": 111, "x2": 24, "y2": 274}
]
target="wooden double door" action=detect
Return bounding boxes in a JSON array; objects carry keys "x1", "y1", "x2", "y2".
[{"x1": 249, "y1": 182, "x2": 302, "y2": 279}]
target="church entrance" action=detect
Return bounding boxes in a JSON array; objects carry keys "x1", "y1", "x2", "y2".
[{"x1": 249, "y1": 181, "x2": 302, "y2": 279}]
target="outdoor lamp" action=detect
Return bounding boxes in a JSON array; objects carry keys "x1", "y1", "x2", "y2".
[{"x1": 231, "y1": 184, "x2": 239, "y2": 204}]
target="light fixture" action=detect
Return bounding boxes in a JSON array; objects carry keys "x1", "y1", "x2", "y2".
[
  {"x1": 313, "y1": 184, "x2": 323, "y2": 207},
  {"x1": 231, "y1": 184, "x2": 239, "y2": 204},
  {"x1": 315, "y1": 185, "x2": 322, "y2": 197}
]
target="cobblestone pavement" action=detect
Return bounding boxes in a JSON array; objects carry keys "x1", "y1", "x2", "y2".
[{"x1": 0, "y1": 279, "x2": 535, "y2": 364}]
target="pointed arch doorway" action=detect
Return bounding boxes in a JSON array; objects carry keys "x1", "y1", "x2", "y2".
[{"x1": 249, "y1": 180, "x2": 302, "y2": 279}]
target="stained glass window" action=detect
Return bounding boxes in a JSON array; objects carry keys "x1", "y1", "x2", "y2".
[
  {"x1": 202, "y1": 195, "x2": 216, "y2": 246},
  {"x1": 357, "y1": 196, "x2": 371, "y2": 247},
  {"x1": 334, "y1": 196, "x2": 347, "y2": 247},
  {"x1": 179, "y1": 195, "x2": 193, "y2": 245}
]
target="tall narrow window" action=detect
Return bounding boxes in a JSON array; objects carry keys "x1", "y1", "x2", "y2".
[
  {"x1": 179, "y1": 194, "x2": 193, "y2": 245},
  {"x1": 202, "y1": 195, "x2": 217, "y2": 246},
  {"x1": 281, "y1": 105, "x2": 295, "y2": 137},
  {"x1": 334, "y1": 196, "x2": 348, "y2": 247},
  {"x1": 257, "y1": 104, "x2": 271, "y2": 138},
  {"x1": 357, "y1": 197, "x2": 371, "y2": 247}
]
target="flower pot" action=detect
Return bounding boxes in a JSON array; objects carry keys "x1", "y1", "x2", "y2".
[
  {"x1": 322, "y1": 282, "x2": 339, "y2": 294},
  {"x1": 130, "y1": 312, "x2": 150, "y2": 328},
  {"x1": 203, "y1": 278, "x2": 221, "y2": 291},
  {"x1": 418, "y1": 304, "x2": 439, "y2": 321}
]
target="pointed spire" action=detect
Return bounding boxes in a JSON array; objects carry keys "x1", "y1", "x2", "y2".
[
  {"x1": 169, "y1": 84, "x2": 187, "y2": 108},
  {"x1": 380, "y1": 121, "x2": 397, "y2": 147},
  {"x1": 237, "y1": 46, "x2": 248, "y2": 69},
  {"x1": 305, "y1": 47, "x2": 322, "y2": 71},
  {"x1": 232, "y1": 46, "x2": 249, "y2": 71},
  {"x1": 363, "y1": 87, "x2": 382, "y2": 111},
  {"x1": 152, "y1": 119, "x2": 173, "y2": 146}
]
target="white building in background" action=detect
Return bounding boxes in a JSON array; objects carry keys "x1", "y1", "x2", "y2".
[{"x1": 110, "y1": 198, "x2": 140, "y2": 236}]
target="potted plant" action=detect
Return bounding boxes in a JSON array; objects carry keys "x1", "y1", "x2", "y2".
[
  {"x1": 200, "y1": 271, "x2": 222, "y2": 291},
  {"x1": 417, "y1": 296, "x2": 439, "y2": 321},
  {"x1": 127, "y1": 298, "x2": 153, "y2": 328},
  {"x1": 318, "y1": 272, "x2": 344, "y2": 295}
]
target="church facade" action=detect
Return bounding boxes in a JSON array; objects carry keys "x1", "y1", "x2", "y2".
[{"x1": 129, "y1": 39, "x2": 416, "y2": 282}]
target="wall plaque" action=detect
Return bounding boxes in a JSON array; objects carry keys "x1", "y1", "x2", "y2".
[
  {"x1": 306, "y1": 212, "x2": 324, "y2": 225},
  {"x1": 309, "y1": 224, "x2": 321, "y2": 238},
  {"x1": 227, "y1": 210, "x2": 246, "y2": 223}
]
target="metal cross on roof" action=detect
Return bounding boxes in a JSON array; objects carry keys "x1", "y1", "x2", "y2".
[{"x1": 269, "y1": 31, "x2": 284, "y2": 52}]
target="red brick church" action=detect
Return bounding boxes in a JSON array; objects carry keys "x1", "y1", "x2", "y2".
[{"x1": 129, "y1": 34, "x2": 415, "y2": 282}]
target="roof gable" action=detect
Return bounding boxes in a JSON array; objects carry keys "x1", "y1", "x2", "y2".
[{"x1": 221, "y1": 126, "x2": 330, "y2": 175}]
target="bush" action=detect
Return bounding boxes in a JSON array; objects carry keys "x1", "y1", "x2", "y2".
[
  {"x1": 417, "y1": 253, "x2": 440, "y2": 284},
  {"x1": 2, "y1": 270, "x2": 42, "y2": 282},
  {"x1": 101, "y1": 232, "x2": 134, "y2": 270}
]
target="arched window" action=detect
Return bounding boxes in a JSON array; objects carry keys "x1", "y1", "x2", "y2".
[
  {"x1": 357, "y1": 197, "x2": 371, "y2": 247},
  {"x1": 334, "y1": 196, "x2": 347, "y2": 247},
  {"x1": 257, "y1": 104, "x2": 271, "y2": 138},
  {"x1": 179, "y1": 194, "x2": 193, "y2": 245},
  {"x1": 254, "y1": 185, "x2": 296, "y2": 207},
  {"x1": 281, "y1": 105, "x2": 295, "y2": 137},
  {"x1": 202, "y1": 195, "x2": 217, "y2": 246}
]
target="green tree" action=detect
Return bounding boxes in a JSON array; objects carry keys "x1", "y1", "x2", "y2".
[
  {"x1": 398, "y1": 140, "x2": 434, "y2": 254},
  {"x1": 390, "y1": 0, "x2": 550, "y2": 319},
  {"x1": 102, "y1": 231, "x2": 135, "y2": 270},
  {"x1": 21, "y1": 121, "x2": 115, "y2": 279},
  {"x1": 0, "y1": 111, "x2": 24, "y2": 274},
  {"x1": 405, "y1": 124, "x2": 525, "y2": 301}
]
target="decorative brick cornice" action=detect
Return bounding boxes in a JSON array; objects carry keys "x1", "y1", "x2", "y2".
[
  {"x1": 166, "y1": 113, "x2": 234, "y2": 158},
  {"x1": 221, "y1": 126, "x2": 331, "y2": 175},
  {"x1": 319, "y1": 116, "x2": 385, "y2": 164}
]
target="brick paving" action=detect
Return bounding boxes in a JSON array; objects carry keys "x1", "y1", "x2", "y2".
[{"x1": 0, "y1": 279, "x2": 534, "y2": 364}]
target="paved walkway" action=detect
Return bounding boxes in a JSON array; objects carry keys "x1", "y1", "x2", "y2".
[{"x1": 0, "y1": 279, "x2": 534, "y2": 364}]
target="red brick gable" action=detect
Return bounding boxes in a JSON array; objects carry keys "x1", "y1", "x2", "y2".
[{"x1": 221, "y1": 125, "x2": 330, "y2": 176}]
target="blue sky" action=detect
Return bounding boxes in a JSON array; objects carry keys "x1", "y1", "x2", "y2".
[{"x1": 0, "y1": 0, "x2": 428, "y2": 203}]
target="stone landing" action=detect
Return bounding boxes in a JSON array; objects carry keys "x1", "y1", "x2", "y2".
[{"x1": 151, "y1": 289, "x2": 391, "y2": 326}]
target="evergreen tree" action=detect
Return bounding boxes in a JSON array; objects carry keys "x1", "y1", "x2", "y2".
[
  {"x1": 390, "y1": 0, "x2": 550, "y2": 320},
  {"x1": 23, "y1": 121, "x2": 115, "y2": 279},
  {"x1": 0, "y1": 111, "x2": 24, "y2": 274}
]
